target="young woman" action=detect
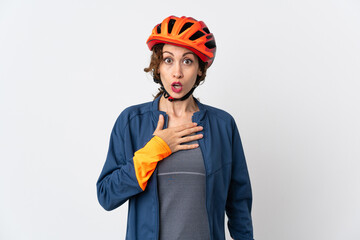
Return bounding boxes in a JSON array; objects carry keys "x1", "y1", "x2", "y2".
[{"x1": 97, "y1": 16, "x2": 254, "y2": 240}]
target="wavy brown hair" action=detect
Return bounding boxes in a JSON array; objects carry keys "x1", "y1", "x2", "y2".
[{"x1": 144, "y1": 44, "x2": 208, "y2": 100}]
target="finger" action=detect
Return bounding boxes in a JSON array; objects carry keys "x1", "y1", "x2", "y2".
[
  {"x1": 155, "y1": 114, "x2": 164, "y2": 131},
  {"x1": 176, "y1": 143, "x2": 199, "y2": 151},
  {"x1": 178, "y1": 126, "x2": 203, "y2": 137},
  {"x1": 179, "y1": 134, "x2": 203, "y2": 144},
  {"x1": 174, "y1": 122, "x2": 198, "y2": 132}
]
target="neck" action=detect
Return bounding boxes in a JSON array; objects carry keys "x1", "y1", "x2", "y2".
[{"x1": 159, "y1": 94, "x2": 198, "y2": 117}]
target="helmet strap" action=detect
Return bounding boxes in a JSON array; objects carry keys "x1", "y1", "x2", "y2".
[{"x1": 160, "y1": 86, "x2": 196, "y2": 102}]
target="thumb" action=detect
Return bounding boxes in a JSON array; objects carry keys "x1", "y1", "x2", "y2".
[{"x1": 155, "y1": 114, "x2": 164, "y2": 131}]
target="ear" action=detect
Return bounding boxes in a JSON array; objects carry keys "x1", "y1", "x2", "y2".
[{"x1": 197, "y1": 68, "x2": 202, "y2": 76}]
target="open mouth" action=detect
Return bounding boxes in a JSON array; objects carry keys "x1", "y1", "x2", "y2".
[
  {"x1": 172, "y1": 82, "x2": 182, "y2": 88},
  {"x1": 171, "y1": 82, "x2": 183, "y2": 93}
]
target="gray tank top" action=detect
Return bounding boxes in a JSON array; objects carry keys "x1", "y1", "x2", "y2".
[{"x1": 157, "y1": 140, "x2": 210, "y2": 240}]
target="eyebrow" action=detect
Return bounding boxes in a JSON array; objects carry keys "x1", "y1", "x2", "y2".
[{"x1": 162, "y1": 51, "x2": 196, "y2": 57}]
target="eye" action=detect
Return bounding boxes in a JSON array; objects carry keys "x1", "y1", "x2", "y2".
[
  {"x1": 163, "y1": 57, "x2": 173, "y2": 64},
  {"x1": 183, "y1": 58, "x2": 193, "y2": 65}
]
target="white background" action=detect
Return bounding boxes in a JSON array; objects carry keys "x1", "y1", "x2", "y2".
[{"x1": 1, "y1": 0, "x2": 359, "y2": 239}]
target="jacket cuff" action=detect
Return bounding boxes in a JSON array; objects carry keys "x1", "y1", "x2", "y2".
[{"x1": 152, "y1": 135, "x2": 171, "y2": 156}]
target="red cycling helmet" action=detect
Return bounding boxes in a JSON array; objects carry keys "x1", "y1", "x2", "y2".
[{"x1": 146, "y1": 16, "x2": 216, "y2": 67}]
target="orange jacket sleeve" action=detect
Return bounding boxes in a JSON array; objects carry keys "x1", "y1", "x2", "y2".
[{"x1": 133, "y1": 135, "x2": 172, "y2": 190}]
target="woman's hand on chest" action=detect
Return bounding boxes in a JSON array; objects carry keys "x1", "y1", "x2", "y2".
[{"x1": 153, "y1": 114, "x2": 203, "y2": 153}]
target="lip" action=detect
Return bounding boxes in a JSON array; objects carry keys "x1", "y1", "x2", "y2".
[{"x1": 171, "y1": 82, "x2": 183, "y2": 93}]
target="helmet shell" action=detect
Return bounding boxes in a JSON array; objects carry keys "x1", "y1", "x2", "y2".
[{"x1": 146, "y1": 16, "x2": 216, "y2": 67}]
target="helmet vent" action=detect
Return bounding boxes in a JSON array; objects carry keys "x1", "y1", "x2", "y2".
[
  {"x1": 205, "y1": 40, "x2": 216, "y2": 49},
  {"x1": 168, "y1": 19, "x2": 176, "y2": 33},
  {"x1": 203, "y1": 27, "x2": 210, "y2": 34},
  {"x1": 179, "y1": 22, "x2": 194, "y2": 35},
  {"x1": 189, "y1": 31, "x2": 205, "y2": 40},
  {"x1": 157, "y1": 24, "x2": 162, "y2": 34}
]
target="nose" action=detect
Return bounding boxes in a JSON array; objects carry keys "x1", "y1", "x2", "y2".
[{"x1": 172, "y1": 62, "x2": 183, "y2": 79}]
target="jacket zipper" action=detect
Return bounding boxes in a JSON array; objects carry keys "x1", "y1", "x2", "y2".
[
  {"x1": 154, "y1": 168, "x2": 160, "y2": 240},
  {"x1": 155, "y1": 113, "x2": 168, "y2": 240},
  {"x1": 192, "y1": 115, "x2": 212, "y2": 240}
]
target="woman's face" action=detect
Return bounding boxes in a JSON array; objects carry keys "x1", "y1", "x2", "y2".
[{"x1": 158, "y1": 44, "x2": 202, "y2": 99}]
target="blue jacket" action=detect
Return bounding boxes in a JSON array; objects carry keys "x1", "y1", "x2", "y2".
[{"x1": 97, "y1": 96, "x2": 254, "y2": 240}]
